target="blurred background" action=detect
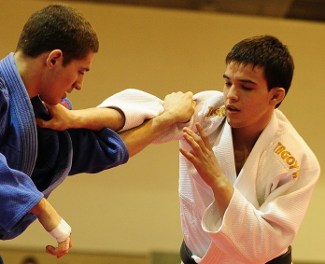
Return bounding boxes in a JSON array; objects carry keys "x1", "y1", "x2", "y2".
[{"x1": 0, "y1": 0, "x2": 324, "y2": 263}]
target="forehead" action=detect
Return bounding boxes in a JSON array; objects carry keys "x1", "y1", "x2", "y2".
[
  {"x1": 67, "y1": 51, "x2": 96, "y2": 69},
  {"x1": 225, "y1": 61, "x2": 265, "y2": 80}
]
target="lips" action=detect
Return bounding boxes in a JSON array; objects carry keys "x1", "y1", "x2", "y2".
[{"x1": 226, "y1": 104, "x2": 240, "y2": 112}]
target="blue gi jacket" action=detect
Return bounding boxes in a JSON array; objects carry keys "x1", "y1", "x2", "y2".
[{"x1": 0, "y1": 53, "x2": 129, "y2": 240}]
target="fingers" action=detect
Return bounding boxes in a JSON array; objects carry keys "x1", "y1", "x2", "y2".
[
  {"x1": 183, "y1": 123, "x2": 210, "y2": 149},
  {"x1": 164, "y1": 91, "x2": 193, "y2": 99},
  {"x1": 35, "y1": 104, "x2": 69, "y2": 130},
  {"x1": 46, "y1": 236, "x2": 72, "y2": 258},
  {"x1": 192, "y1": 99, "x2": 197, "y2": 109},
  {"x1": 163, "y1": 91, "x2": 194, "y2": 106},
  {"x1": 180, "y1": 123, "x2": 214, "y2": 165},
  {"x1": 35, "y1": 117, "x2": 46, "y2": 128},
  {"x1": 183, "y1": 128, "x2": 202, "y2": 154},
  {"x1": 195, "y1": 123, "x2": 211, "y2": 149},
  {"x1": 180, "y1": 125, "x2": 203, "y2": 163},
  {"x1": 47, "y1": 218, "x2": 72, "y2": 258},
  {"x1": 36, "y1": 117, "x2": 60, "y2": 130}
]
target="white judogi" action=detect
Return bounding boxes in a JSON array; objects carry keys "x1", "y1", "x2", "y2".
[{"x1": 99, "y1": 89, "x2": 320, "y2": 264}]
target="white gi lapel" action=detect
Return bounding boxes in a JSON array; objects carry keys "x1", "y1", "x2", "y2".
[
  {"x1": 234, "y1": 112, "x2": 279, "y2": 206},
  {"x1": 212, "y1": 120, "x2": 237, "y2": 184}
]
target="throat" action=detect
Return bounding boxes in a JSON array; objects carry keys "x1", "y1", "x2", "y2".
[
  {"x1": 234, "y1": 148, "x2": 250, "y2": 175},
  {"x1": 232, "y1": 128, "x2": 262, "y2": 175}
]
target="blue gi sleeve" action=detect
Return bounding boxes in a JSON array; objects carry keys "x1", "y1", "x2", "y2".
[
  {"x1": 0, "y1": 154, "x2": 43, "y2": 232},
  {"x1": 68, "y1": 128, "x2": 129, "y2": 175}
]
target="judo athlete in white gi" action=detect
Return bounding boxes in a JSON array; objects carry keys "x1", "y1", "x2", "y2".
[
  {"x1": 0, "y1": 4, "x2": 195, "y2": 263},
  {"x1": 39, "y1": 35, "x2": 320, "y2": 264}
]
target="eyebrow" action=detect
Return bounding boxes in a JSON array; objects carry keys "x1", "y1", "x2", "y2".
[
  {"x1": 222, "y1": 74, "x2": 257, "y2": 85},
  {"x1": 81, "y1": 67, "x2": 90, "y2": 72}
]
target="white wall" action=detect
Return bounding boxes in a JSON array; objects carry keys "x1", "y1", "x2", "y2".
[{"x1": 0, "y1": 0, "x2": 324, "y2": 262}]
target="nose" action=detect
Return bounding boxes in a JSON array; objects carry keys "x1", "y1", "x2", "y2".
[
  {"x1": 226, "y1": 85, "x2": 239, "y2": 102},
  {"x1": 74, "y1": 76, "x2": 84, "y2": 91}
]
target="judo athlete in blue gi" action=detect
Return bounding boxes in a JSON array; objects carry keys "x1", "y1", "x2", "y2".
[{"x1": 0, "y1": 4, "x2": 195, "y2": 262}]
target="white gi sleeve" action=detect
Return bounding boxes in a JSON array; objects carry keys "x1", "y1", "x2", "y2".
[
  {"x1": 201, "y1": 145, "x2": 320, "y2": 263},
  {"x1": 97, "y1": 88, "x2": 224, "y2": 143},
  {"x1": 97, "y1": 88, "x2": 164, "y2": 132}
]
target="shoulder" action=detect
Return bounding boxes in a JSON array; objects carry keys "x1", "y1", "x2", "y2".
[
  {"x1": 191, "y1": 90, "x2": 226, "y2": 136},
  {"x1": 193, "y1": 90, "x2": 225, "y2": 115},
  {"x1": 194, "y1": 90, "x2": 224, "y2": 105},
  {"x1": 0, "y1": 75, "x2": 9, "y2": 124},
  {"x1": 264, "y1": 110, "x2": 320, "y2": 179}
]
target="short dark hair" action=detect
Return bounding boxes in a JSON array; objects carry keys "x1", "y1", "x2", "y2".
[
  {"x1": 225, "y1": 35, "x2": 294, "y2": 97},
  {"x1": 16, "y1": 4, "x2": 99, "y2": 65}
]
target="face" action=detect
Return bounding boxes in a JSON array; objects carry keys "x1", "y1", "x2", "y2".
[
  {"x1": 223, "y1": 61, "x2": 279, "y2": 136},
  {"x1": 39, "y1": 51, "x2": 95, "y2": 105}
]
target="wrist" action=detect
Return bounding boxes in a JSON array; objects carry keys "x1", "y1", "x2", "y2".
[
  {"x1": 155, "y1": 111, "x2": 177, "y2": 128},
  {"x1": 49, "y1": 218, "x2": 72, "y2": 243}
]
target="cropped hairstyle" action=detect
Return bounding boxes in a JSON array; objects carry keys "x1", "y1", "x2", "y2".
[
  {"x1": 226, "y1": 35, "x2": 294, "y2": 106},
  {"x1": 16, "y1": 4, "x2": 99, "y2": 65}
]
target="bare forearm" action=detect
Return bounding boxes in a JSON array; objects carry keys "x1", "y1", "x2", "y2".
[
  {"x1": 30, "y1": 198, "x2": 61, "y2": 231},
  {"x1": 30, "y1": 198, "x2": 72, "y2": 258},
  {"x1": 37, "y1": 105, "x2": 125, "y2": 131},
  {"x1": 210, "y1": 178, "x2": 234, "y2": 215},
  {"x1": 119, "y1": 112, "x2": 177, "y2": 157},
  {"x1": 70, "y1": 107, "x2": 125, "y2": 131}
]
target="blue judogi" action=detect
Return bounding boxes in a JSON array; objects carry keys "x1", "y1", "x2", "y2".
[{"x1": 0, "y1": 53, "x2": 129, "y2": 240}]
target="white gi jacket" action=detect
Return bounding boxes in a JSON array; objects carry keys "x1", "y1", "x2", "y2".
[{"x1": 99, "y1": 89, "x2": 320, "y2": 264}]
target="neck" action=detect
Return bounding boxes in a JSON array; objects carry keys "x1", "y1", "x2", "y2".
[
  {"x1": 232, "y1": 131, "x2": 257, "y2": 154},
  {"x1": 232, "y1": 111, "x2": 274, "y2": 152},
  {"x1": 14, "y1": 51, "x2": 45, "y2": 98},
  {"x1": 231, "y1": 123, "x2": 267, "y2": 153}
]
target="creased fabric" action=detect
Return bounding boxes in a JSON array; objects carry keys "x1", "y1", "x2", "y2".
[
  {"x1": 100, "y1": 88, "x2": 320, "y2": 263},
  {"x1": 0, "y1": 53, "x2": 129, "y2": 240}
]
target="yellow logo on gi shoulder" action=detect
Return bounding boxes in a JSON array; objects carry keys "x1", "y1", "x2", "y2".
[
  {"x1": 206, "y1": 105, "x2": 226, "y2": 117},
  {"x1": 274, "y1": 142, "x2": 300, "y2": 179}
]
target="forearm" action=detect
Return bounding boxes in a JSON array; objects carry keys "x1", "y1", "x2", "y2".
[
  {"x1": 30, "y1": 198, "x2": 61, "y2": 231},
  {"x1": 70, "y1": 107, "x2": 125, "y2": 131},
  {"x1": 119, "y1": 112, "x2": 178, "y2": 157},
  {"x1": 38, "y1": 90, "x2": 194, "y2": 136},
  {"x1": 30, "y1": 198, "x2": 72, "y2": 258},
  {"x1": 37, "y1": 106, "x2": 125, "y2": 131},
  {"x1": 210, "y1": 177, "x2": 234, "y2": 215}
]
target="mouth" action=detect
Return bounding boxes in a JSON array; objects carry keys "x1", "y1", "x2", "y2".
[{"x1": 226, "y1": 104, "x2": 240, "y2": 113}]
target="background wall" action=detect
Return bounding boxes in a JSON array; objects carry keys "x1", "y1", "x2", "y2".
[{"x1": 0, "y1": 0, "x2": 324, "y2": 262}]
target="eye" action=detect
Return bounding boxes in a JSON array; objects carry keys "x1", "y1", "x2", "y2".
[
  {"x1": 240, "y1": 82, "x2": 256, "y2": 91},
  {"x1": 224, "y1": 81, "x2": 232, "y2": 88},
  {"x1": 241, "y1": 85, "x2": 253, "y2": 91}
]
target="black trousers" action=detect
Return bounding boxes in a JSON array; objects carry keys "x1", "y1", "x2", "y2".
[
  {"x1": 180, "y1": 241, "x2": 292, "y2": 264},
  {"x1": 0, "y1": 256, "x2": 4, "y2": 264}
]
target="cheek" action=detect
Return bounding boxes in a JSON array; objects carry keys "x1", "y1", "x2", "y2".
[
  {"x1": 63, "y1": 73, "x2": 79, "y2": 87},
  {"x1": 223, "y1": 87, "x2": 229, "y2": 100},
  {"x1": 250, "y1": 97, "x2": 271, "y2": 116},
  {"x1": 77, "y1": 75, "x2": 85, "y2": 85},
  {"x1": 243, "y1": 95, "x2": 266, "y2": 111},
  {"x1": 223, "y1": 92, "x2": 227, "y2": 102}
]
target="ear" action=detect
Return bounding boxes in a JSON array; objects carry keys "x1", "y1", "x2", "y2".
[
  {"x1": 46, "y1": 49, "x2": 63, "y2": 68},
  {"x1": 269, "y1": 87, "x2": 286, "y2": 107}
]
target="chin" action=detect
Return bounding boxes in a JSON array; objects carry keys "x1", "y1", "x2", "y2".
[
  {"x1": 45, "y1": 99, "x2": 60, "y2": 105},
  {"x1": 226, "y1": 118, "x2": 244, "y2": 129}
]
